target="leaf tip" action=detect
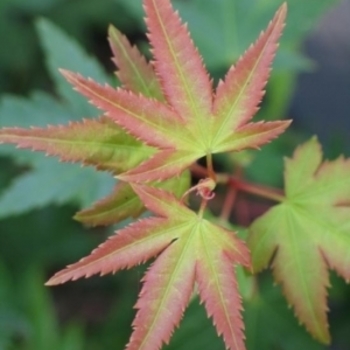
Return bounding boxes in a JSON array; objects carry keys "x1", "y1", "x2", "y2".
[
  {"x1": 276, "y1": 2, "x2": 288, "y2": 22},
  {"x1": 280, "y1": 2, "x2": 288, "y2": 13},
  {"x1": 58, "y1": 67, "x2": 70, "y2": 76},
  {"x1": 59, "y1": 68, "x2": 77, "y2": 84},
  {"x1": 107, "y1": 23, "x2": 116, "y2": 36},
  {"x1": 44, "y1": 278, "x2": 58, "y2": 287}
]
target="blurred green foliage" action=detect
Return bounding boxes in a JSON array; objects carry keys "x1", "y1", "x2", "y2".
[{"x1": 0, "y1": 0, "x2": 348, "y2": 349}]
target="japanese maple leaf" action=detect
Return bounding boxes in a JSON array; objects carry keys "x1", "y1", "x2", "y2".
[
  {"x1": 61, "y1": 0, "x2": 290, "y2": 183},
  {"x1": 46, "y1": 185, "x2": 250, "y2": 350},
  {"x1": 248, "y1": 137, "x2": 350, "y2": 344}
]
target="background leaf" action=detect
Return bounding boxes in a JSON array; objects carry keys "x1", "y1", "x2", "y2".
[
  {"x1": 36, "y1": 18, "x2": 111, "y2": 117},
  {"x1": 0, "y1": 158, "x2": 113, "y2": 218}
]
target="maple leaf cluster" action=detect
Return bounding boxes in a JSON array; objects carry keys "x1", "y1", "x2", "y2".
[{"x1": 1, "y1": 0, "x2": 350, "y2": 349}]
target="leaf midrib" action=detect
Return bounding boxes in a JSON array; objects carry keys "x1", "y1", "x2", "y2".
[
  {"x1": 138, "y1": 220, "x2": 198, "y2": 350},
  {"x1": 54, "y1": 220, "x2": 191, "y2": 285},
  {"x1": 1, "y1": 134, "x2": 150, "y2": 152},
  {"x1": 285, "y1": 205, "x2": 326, "y2": 340},
  {"x1": 74, "y1": 76, "x2": 179, "y2": 145},
  {"x1": 201, "y1": 229, "x2": 239, "y2": 350},
  {"x1": 111, "y1": 30, "x2": 156, "y2": 98},
  {"x1": 151, "y1": 0, "x2": 207, "y2": 147}
]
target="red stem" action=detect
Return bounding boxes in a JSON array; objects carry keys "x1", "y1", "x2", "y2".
[
  {"x1": 198, "y1": 198, "x2": 208, "y2": 218},
  {"x1": 206, "y1": 153, "x2": 216, "y2": 181},
  {"x1": 225, "y1": 176, "x2": 284, "y2": 202},
  {"x1": 190, "y1": 164, "x2": 284, "y2": 202},
  {"x1": 220, "y1": 185, "x2": 237, "y2": 221}
]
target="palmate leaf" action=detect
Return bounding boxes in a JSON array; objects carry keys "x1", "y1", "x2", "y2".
[
  {"x1": 62, "y1": 0, "x2": 291, "y2": 183},
  {"x1": 248, "y1": 137, "x2": 350, "y2": 344},
  {"x1": 47, "y1": 185, "x2": 250, "y2": 350}
]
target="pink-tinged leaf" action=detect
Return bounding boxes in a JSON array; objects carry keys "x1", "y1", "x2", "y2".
[
  {"x1": 0, "y1": 116, "x2": 153, "y2": 174},
  {"x1": 74, "y1": 182, "x2": 144, "y2": 226},
  {"x1": 46, "y1": 217, "x2": 179, "y2": 286},
  {"x1": 144, "y1": 0, "x2": 213, "y2": 136},
  {"x1": 54, "y1": 4, "x2": 289, "y2": 180},
  {"x1": 214, "y1": 120, "x2": 291, "y2": 153},
  {"x1": 47, "y1": 185, "x2": 250, "y2": 349},
  {"x1": 108, "y1": 25, "x2": 165, "y2": 101},
  {"x1": 127, "y1": 235, "x2": 196, "y2": 350},
  {"x1": 196, "y1": 222, "x2": 250, "y2": 350},
  {"x1": 212, "y1": 4, "x2": 287, "y2": 147},
  {"x1": 249, "y1": 137, "x2": 350, "y2": 344},
  {"x1": 131, "y1": 185, "x2": 250, "y2": 350},
  {"x1": 61, "y1": 70, "x2": 189, "y2": 149},
  {"x1": 119, "y1": 149, "x2": 201, "y2": 183}
]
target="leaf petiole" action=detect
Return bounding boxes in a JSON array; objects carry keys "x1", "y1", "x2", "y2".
[
  {"x1": 220, "y1": 184, "x2": 238, "y2": 221},
  {"x1": 217, "y1": 174, "x2": 285, "y2": 202},
  {"x1": 206, "y1": 153, "x2": 216, "y2": 181},
  {"x1": 198, "y1": 198, "x2": 208, "y2": 218}
]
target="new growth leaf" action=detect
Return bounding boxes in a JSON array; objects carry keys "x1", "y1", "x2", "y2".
[{"x1": 60, "y1": 0, "x2": 290, "y2": 183}]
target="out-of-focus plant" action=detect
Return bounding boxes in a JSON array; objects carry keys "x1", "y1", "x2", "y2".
[{"x1": 0, "y1": 262, "x2": 85, "y2": 350}]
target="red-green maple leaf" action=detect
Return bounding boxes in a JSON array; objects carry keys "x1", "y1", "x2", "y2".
[
  {"x1": 47, "y1": 185, "x2": 250, "y2": 350},
  {"x1": 248, "y1": 137, "x2": 350, "y2": 344},
  {"x1": 61, "y1": 0, "x2": 290, "y2": 183},
  {"x1": 0, "y1": 0, "x2": 290, "y2": 185}
]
